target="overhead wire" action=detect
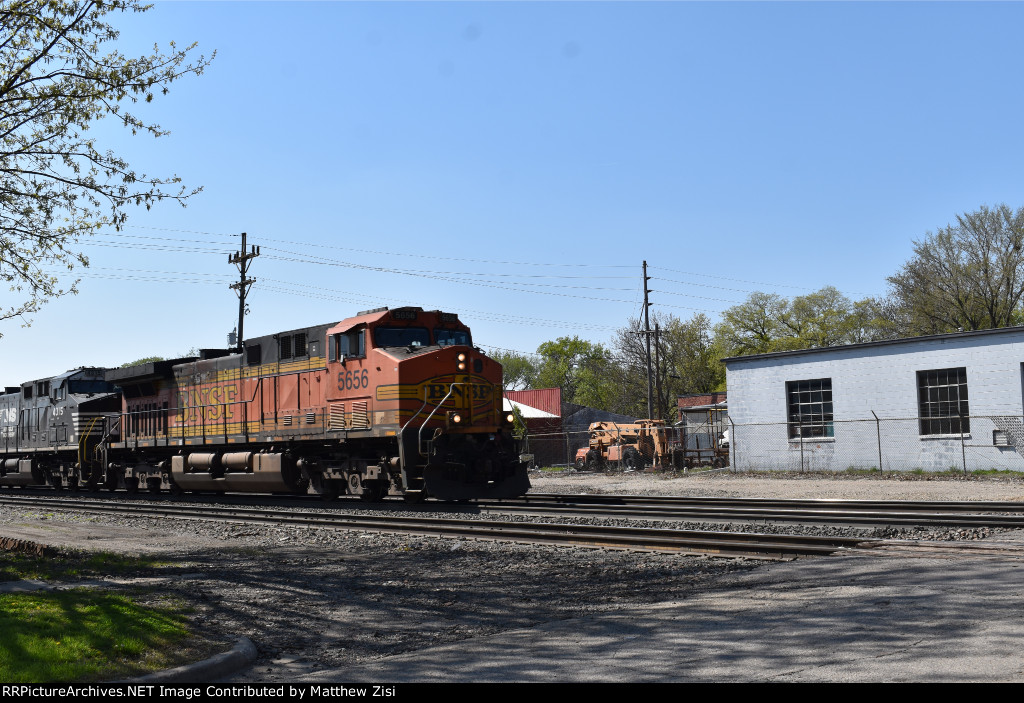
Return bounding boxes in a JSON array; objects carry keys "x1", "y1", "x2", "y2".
[{"x1": 88, "y1": 229, "x2": 857, "y2": 304}]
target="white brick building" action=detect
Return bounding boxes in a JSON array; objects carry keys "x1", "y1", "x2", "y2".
[{"x1": 723, "y1": 327, "x2": 1024, "y2": 472}]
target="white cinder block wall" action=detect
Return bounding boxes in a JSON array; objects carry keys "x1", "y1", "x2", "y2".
[{"x1": 724, "y1": 328, "x2": 1024, "y2": 471}]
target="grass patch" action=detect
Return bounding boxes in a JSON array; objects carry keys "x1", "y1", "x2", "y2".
[
  {"x1": 969, "y1": 468, "x2": 1024, "y2": 478},
  {"x1": 537, "y1": 466, "x2": 568, "y2": 473},
  {"x1": 0, "y1": 549, "x2": 163, "y2": 583},
  {"x1": 843, "y1": 467, "x2": 881, "y2": 475},
  {"x1": 0, "y1": 589, "x2": 191, "y2": 682}
]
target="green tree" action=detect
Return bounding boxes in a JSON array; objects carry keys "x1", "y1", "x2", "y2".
[
  {"x1": 488, "y1": 349, "x2": 538, "y2": 391},
  {"x1": 886, "y1": 204, "x2": 1024, "y2": 335},
  {"x1": 667, "y1": 313, "x2": 726, "y2": 396},
  {"x1": 0, "y1": 0, "x2": 213, "y2": 329},
  {"x1": 714, "y1": 287, "x2": 890, "y2": 357},
  {"x1": 713, "y1": 291, "x2": 792, "y2": 356},
  {"x1": 534, "y1": 336, "x2": 616, "y2": 408},
  {"x1": 119, "y1": 355, "x2": 162, "y2": 368},
  {"x1": 613, "y1": 313, "x2": 725, "y2": 420}
]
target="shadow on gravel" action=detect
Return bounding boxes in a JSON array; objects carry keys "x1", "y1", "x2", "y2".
[
  {"x1": 151, "y1": 539, "x2": 755, "y2": 677},
  {"x1": 328, "y1": 552, "x2": 1024, "y2": 682}
]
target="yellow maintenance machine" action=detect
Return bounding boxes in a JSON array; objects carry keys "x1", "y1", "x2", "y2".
[{"x1": 574, "y1": 419, "x2": 674, "y2": 471}]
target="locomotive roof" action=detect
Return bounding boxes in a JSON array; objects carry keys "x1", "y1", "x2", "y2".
[
  {"x1": 21, "y1": 366, "x2": 108, "y2": 387},
  {"x1": 330, "y1": 307, "x2": 464, "y2": 335}
]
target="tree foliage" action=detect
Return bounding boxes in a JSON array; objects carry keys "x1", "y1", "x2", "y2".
[
  {"x1": 613, "y1": 313, "x2": 725, "y2": 420},
  {"x1": 0, "y1": 0, "x2": 212, "y2": 328},
  {"x1": 489, "y1": 349, "x2": 537, "y2": 391},
  {"x1": 886, "y1": 204, "x2": 1024, "y2": 335},
  {"x1": 714, "y1": 286, "x2": 890, "y2": 356},
  {"x1": 533, "y1": 336, "x2": 615, "y2": 409}
]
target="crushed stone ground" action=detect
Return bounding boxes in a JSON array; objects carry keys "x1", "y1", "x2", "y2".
[{"x1": 1, "y1": 470, "x2": 1021, "y2": 681}]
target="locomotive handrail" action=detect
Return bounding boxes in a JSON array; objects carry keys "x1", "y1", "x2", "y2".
[
  {"x1": 118, "y1": 375, "x2": 266, "y2": 445},
  {"x1": 417, "y1": 382, "x2": 466, "y2": 458}
]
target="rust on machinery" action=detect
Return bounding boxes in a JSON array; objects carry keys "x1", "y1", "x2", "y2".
[{"x1": 575, "y1": 412, "x2": 729, "y2": 472}]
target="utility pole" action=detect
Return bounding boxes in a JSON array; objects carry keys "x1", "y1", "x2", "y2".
[
  {"x1": 229, "y1": 232, "x2": 259, "y2": 353},
  {"x1": 653, "y1": 322, "x2": 662, "y2": 420},
  {"x1": 643, "y1": 260, "x2": 653, "y2": 419}
]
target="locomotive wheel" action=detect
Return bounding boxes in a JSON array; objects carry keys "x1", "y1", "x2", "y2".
[
  {"x1": 311, "y1": 474, "x2": 338, "y2": 501},
  {"x1": 124, "y1": 477, "x2": 139, "y2": 494},
  {"x1": 147, "y1": 478, "x2": 162, "y2": 495},
  {"x1": 361, "y1": 483, "x2": 387, "y2": 502},
  {"x1": 403, "y1": 490, "x2": 426, "y2": 504}
]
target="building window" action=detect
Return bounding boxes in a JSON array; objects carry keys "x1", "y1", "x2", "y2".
[
  {"x1": 786, "y1": 378, "x2": 833, "y2": 439},
  {"x1": 917, "y1": 367, "x2": 969, "y2": 435}
]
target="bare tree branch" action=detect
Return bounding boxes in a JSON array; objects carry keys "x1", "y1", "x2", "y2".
[{"x1": 0, "y1": 0, "x2": 213, "y2": 330}]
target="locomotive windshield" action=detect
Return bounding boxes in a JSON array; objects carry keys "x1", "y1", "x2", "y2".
[
  {"x1": 374, "y1": 327, "x2": 431, "y2": 348},
  {"x1": 68, "y1": 380, "x2": 113, "y2": 394},
  {"x1": 434, "y1": 329, "x2": 470, "y2": 347}
]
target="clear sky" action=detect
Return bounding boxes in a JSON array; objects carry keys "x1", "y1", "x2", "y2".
[{"x1": 4, "y1": 0, "x2": 1024, "y2": 384}]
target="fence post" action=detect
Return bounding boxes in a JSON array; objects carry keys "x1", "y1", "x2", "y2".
[
  {"x1": 565, "y1": 431, "x2": 570, "y2": 469},
  {"x1": 959, "y1": 412, "x2": 967, "y2": 476},
  {"x1": 729, "y1": 416, "x2": 736, "y2": 472},
  {"x1": 871, "y1": 410, "x2": 882, "y2": 471},
  {"x1": 799, "y1": 430, "x2": 805, "y2": 472}
]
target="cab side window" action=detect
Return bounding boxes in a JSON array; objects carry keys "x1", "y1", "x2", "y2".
[{"x1": 331, "y1": 330, "x2": 365, "y2": 360}]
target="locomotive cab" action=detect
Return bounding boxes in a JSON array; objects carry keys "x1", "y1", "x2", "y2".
[{"x1": 324, "y1": 307, "x2": 529, "y2": 501}]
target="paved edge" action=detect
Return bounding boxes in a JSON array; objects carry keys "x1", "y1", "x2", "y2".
[{"x1": 125, "y1": 637, "x2": 259, "y2": 684}]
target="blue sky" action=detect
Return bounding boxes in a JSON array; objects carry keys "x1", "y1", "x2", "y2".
[{"x1": 5, "y1": 1, "x2": 1024, "y2": 383}]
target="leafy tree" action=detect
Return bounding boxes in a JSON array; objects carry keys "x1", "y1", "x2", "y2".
[
  {"x1": 0, "y1": 0, "x2": 213, "y2": 330},
  {"x1": 886, "y1": 204, "x2": 1024, "y2": 334},
  {"x1": 714, "y1": 287, "x2": 890, "y2": 357},
  {"x1": 667, "y1": 313, "x2": 726, "y2": 396},
  {"x1": 488, "y1": 349, "x2": 538, "y2": 391},
  {"x1": 613, "y1": 313, "x2": 725, "y2": 420},
  {"x1": 119, "y1": 355, "x2": 162, "y2": 368},
  {"x1": 534, "y1": 336, "x2": 615, "y2": 408},
  {"x1": 713, "y1": 291, "x2": 793, "y2": 355}
]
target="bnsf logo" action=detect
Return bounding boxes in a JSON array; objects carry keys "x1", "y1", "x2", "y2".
[{"x1": 425, "y1": 383, "x2": 492, "y2": 402}]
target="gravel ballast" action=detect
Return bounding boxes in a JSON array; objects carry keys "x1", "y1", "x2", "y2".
[{"x1": 1, "y1": 470, "x2": 1021, "y2": 681}]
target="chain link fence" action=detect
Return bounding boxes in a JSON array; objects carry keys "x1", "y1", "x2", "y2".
[
  {"x1": 519, "y1": 419, "x2": 728, "y2": 471},
  {"x1": 731, "y1": 414, "x2": 1024, "y2": 473},
  {"x1": 519, "y1": 414, "x2": 1024, "y2": 473}
]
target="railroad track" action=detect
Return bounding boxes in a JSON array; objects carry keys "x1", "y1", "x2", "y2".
[
  {"x1": 522, "y1": 492, "x2": 1024, "y2": 513},
  {"x1": 5, "y1": 487, "x2": 1024, "y2": 528},
  {"x1": 476, "y1": 493, "x2": 1024, "y2": 528},
  {"x1": 4, "y1": 493, "x2": 1024, "y2": 561},
  {"x1": 0, "y1": 494, "x2": 868, "y2": 560}
]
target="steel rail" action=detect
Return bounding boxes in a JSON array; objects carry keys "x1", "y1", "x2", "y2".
[
  {"x1": 520, "y1": 492, "x2": 1024, "y2": 513},
  {"x1": 472, "y1": 502, "x2": 1024, "y2": 528},
  {"x1": 5, "y1": 487, "x2": 1024, "y2": 528},
  {"x1": 0, "y1": 495, "x2": 870, "y2": 560}
]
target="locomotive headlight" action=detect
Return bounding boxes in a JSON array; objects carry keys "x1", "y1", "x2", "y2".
[
  {"x1": 456, "y1": 353, "x2": 467, "y2": 371},
  {"x1": 506, "y1": 413, "x2": 515, "y2": 424},
  {"x1": 450, "y1": 412, "x2": 462, "y2": 424}
]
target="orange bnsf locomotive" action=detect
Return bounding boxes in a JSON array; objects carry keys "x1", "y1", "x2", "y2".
[{"x1": 0, "y1": 307, "x2": 530, "y2": 502}]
